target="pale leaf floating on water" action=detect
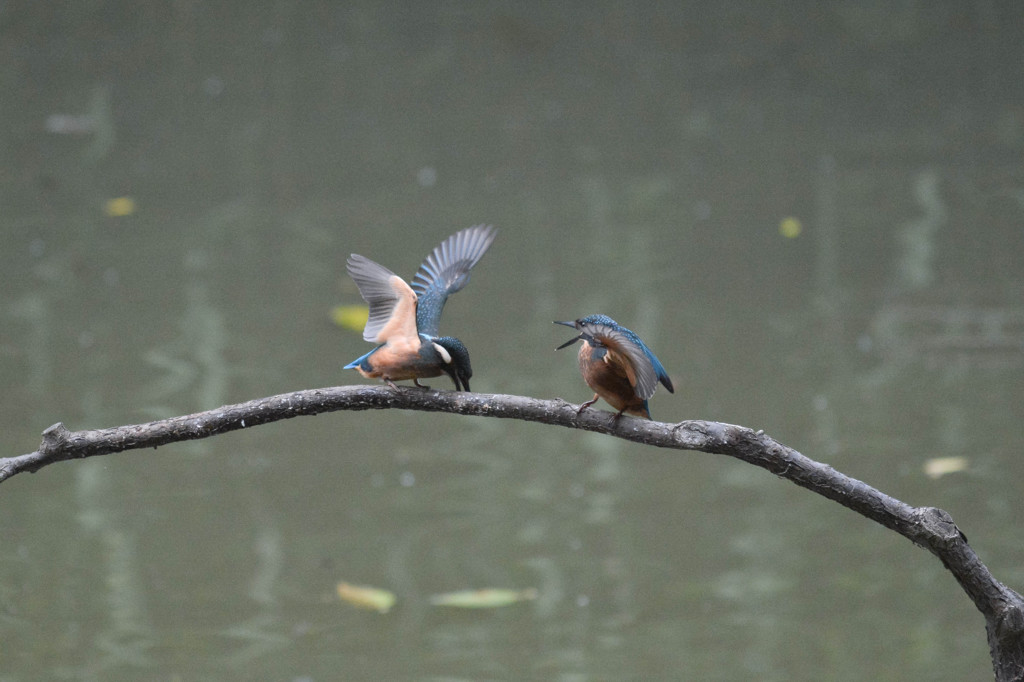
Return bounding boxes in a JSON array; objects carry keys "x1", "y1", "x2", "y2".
[
  {"x1": 923, "y1": 456, "x2": 969, "y2": 479},
  {"x1": 336, "y1": 582, "x2": 396, "y2": 613},
  {"x1": 779, "y1": 216, "x2": 802, "y2": 238},
  {"x1": 331, "y1": 305, "x2": 370, "y2": 332},
  {"x1": 429, "y1": 588, "x2": 539, "y2": 608},
  {"x1": 103, "y1": 196, "x2": 136, "y2": 217}
]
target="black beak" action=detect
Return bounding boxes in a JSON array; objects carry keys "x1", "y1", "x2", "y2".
[
  {"x1": 555, "y1": 335, "x2": 581, "y2": 350},
  {"x1": 452, "y1": 369, "x2": 469, "y2": 392},
  {"x1": 443, "y1": 367, "x2": 463, "y2": 392},
  {"x1": 553, "y1": 321, "x2": 583, "y2": 351}
]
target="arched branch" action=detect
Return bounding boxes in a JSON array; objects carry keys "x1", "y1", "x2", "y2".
[{"x1": 3, "y1": 384, "x2": 1023, "y2": 680}]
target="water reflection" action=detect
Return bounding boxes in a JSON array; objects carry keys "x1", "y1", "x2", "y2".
[{"x1": 2, "y1": 2, "x2": 1023, "y2": 680}]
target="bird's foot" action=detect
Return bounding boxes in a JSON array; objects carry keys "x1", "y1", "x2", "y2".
[
  {"x1": 413, "y1": 379, "x2": 431, "y2": 390},
  {"x1": 384, "y1": 379, "x2": 400, "y2": 389},
  {"x1": 576, "y1": 396, "x2": 599, "y2": 415}
]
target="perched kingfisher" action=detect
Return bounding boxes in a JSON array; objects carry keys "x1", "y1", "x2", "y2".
[
  {"x1": 344, "y1": 224, "x2": 496, "y2": 391},
  {"x1": 555, "y1": 314, "x2": 674, "y2": 420}
]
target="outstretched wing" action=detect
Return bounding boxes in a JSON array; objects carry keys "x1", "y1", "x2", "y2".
[
  {"x1": 582, "y1": 319, "x2": 672, "y2": 399},
  {"x1": 346, "y1": 254, "x2": 419, "y2": 343},
  {"x1": 411, "y1": 224, "x2": 497, "y2": 337}
]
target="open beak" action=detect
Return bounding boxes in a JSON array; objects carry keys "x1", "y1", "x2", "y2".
[
  {"x1": 555, "y1": 336, "x2": 582, "y2": 350},
  {"x1": 554, "y1": 321, "x2": 583, "y2": 350}
]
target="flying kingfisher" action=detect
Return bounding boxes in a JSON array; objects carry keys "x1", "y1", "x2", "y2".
[
  {"x1": 345, "y1": 224, "x2": 496, "y2": 391},
  {"x1": 555, "y1": 314, "x2": 674, "y2": 420}
]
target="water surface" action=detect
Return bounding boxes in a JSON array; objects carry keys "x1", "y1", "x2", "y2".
[{"x1": 2, "y1": 3, "x2": 1023, "y2": 680}]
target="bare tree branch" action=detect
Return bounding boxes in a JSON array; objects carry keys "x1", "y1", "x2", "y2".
[{"x1": 3, "y1": 384, "x2": 1023, "y2": 680}]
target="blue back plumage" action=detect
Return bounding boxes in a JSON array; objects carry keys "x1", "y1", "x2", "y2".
[{"x1": 411, "y1": 225, "x2": 496, "y2": 337}]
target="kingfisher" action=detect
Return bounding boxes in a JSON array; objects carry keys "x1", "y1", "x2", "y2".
[
  {"x1": 554, "y1": 314, "x2": 674, "y2": 420},
  {"x1": 344, "y1": 224, "x2": 496, "y2": 391}
]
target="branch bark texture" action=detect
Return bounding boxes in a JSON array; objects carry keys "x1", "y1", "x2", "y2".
[{"x1": 3, "y1": 385, "x2": 1022, "y2": 680}]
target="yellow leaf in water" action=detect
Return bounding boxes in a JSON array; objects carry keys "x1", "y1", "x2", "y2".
[
  {"x1": 779, "y1": 216, "x2": 802, "y2": 238},
  {"x1": 337, "y1": 582, "x2": 396, "y2": 613},
  {"x1": 331, "y1": 305, "x2": 369, "y2": 332},
  {"x1": 923, "y1": 456, "x2": 969, "y2": 480},
  {"x1": 103, "y1": 196, "x2": 136, "y2": 217},
  {"x1": 429, "y1": 588, "x2": 539, "y2": 608}
]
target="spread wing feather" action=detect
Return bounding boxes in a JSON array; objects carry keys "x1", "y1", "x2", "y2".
[
  {"x1": 411, "y1": 225, "x2": 496, "y2": 337},
  {"x1": 346, "y1": 254, "x2": 419, "y2": 343}
]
